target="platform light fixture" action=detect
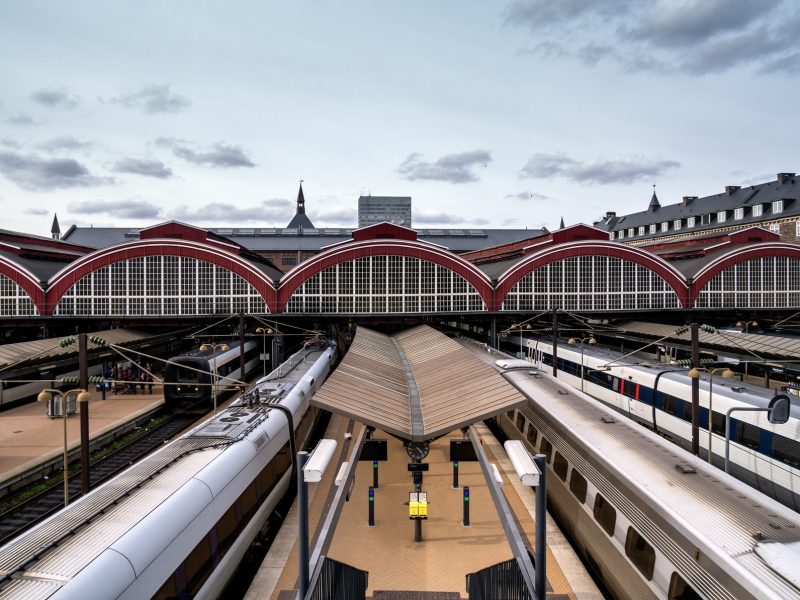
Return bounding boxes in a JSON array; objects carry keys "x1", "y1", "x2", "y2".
[{"x1": 688, "y1": 367, "x2": 735, "y2": 464}]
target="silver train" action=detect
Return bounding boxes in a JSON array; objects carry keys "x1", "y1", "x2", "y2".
[
  {"x1": 0, "y1": 338, "x2": 337, "y2": 599},
  {"x1": 507, "y1": 335, "x2": 800, "y2": 511},
  {"x1": 460, "y1": 340, "x2": 800, "y2": 600}
]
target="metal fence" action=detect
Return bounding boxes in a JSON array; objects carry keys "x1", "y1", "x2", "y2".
[
  {"x1": 308, "y1": 557, "x2": 368, "y2": 600},
  {"x1": 467, "y1": 557, "x2": 533, "y2": 600}
]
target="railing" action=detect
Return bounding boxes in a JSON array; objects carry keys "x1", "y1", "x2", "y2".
[
  {"x1": 467, "y1": 557, "x2": 534, "y2": 600},
  {"x1": 307, "y1": 557, "x2": 368, "y2": 600}
]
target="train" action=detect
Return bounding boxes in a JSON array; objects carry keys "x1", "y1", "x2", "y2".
[
  {"x1": 506, "y1": 334, "x2": 800, "y2": 512},
  {"x1": 0, "y1": 338, "x2": 337, "y2": 600},
  {"x1": 455, "y1": 338, "x2": 800, "y2": 600},
  {"x1": 163, "y1": 339, "x2": 261, "y2": 412}
]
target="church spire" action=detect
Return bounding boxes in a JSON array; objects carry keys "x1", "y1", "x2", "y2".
[
  {"x1": 649, "y1": 184, "x2": 660, "y2": 212},
  {"x1": 296, "y1": 180, "x2": 306, "y2": 215},
  {"x1": 559, "y1": 216, "x2": 565, "y2": 229},
  {"x1": 51, "y1": 213, "x2": 61, "y2": 240}
]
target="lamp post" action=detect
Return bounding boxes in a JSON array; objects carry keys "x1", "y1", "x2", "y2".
[
  {"x1": 568, "y1": 336, "x2": 596, "y2": 392},
  {"x1": 36, "y1": 388, "x2": 91, "y2": 507},
  {"x1": 688, "y1": 367, "x2": 734, "y2": 464},
  {"x1": 199, "y1": 343, "x2": 229, "y2": 415},
  {"x1": 255, "y1": 327, "x2": 272, "y2": 377},
  {"x1": 725, "y1": 394, "x2": 790, "y2": 474}
]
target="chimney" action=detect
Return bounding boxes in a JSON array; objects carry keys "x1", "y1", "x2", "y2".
[
  {"x1": 778, "y1": 172, "x2": 796, "y2": 185},
  {"x1": 725, "y1": 186, "x2": 741, "y2": 195},
  {"x1": 682, "y1": 196, "x2": 698, "y2": 206},
  {"x1": 605, "y1": 211, "x2": 616, "y2": 220}
]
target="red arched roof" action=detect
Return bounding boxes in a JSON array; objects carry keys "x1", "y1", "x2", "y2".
[
  {"x1": 45, "y1": 240, "x2": 277, "y2": 315},
  {"x1": 496, "y1": 241, "x2": 690, "y2": 309},
  {"x1": 277, "y1": 239, "x2": 494, "y2": 312},
  {"x1": 690, "y1": 243, "x2": 800, "y2": 307},
  {"x1": 0, "y1": 256, "x2": 45, "y2": 315}
]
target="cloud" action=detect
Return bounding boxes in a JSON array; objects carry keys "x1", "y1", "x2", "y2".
[
  {"x1": 37, "y1": 136, "x2": 92, "y2": 152},
  {"x1": 0, "y1": 151, "x2": 113, "y2": 190},
  {"x1": 30, "y1": 87, "x2": 80, "y2": 110},
  {"x1": 113, "y1": 84, "x2": 191, "y2": 114},
  {"x1": 310, "y1": 207, "x2": 356, "y2": 223},
  {"x1": 398, "y1": 150, "x2": 492, "y2": 183},
  {"x1": 505, "y1": 0, "x2": 800, "y2": 75},
  {"x1": 519, "y1": 153, "x2": 680, "y2": 184},
  {"x1": 24, "y1": 207, "x2": 49, "y2": 216},
  {"x1": 1, "y1": 139, "x2": 21, "y2": 149},
  {"x1": 170, "y1": 199, "x2": 292, "y2": 223},
  {"x1": 155, "y1": 137, "x2": 255, "y2": 168},
  {"x1": 112, "y1": 157, "x2": 173, "y2": 179},
  {"x1": 69, "y1": 199, "x2": 163, "y2": 220},
  {"x1": 505, "y1": 191, "x2": 550, "y2": 201},
  {"x1": 414, "y1": 211, "x2": 489, "y2": 226},
  {"x1": 5, "y1": 114, "x2": 35, "y2": 126}
]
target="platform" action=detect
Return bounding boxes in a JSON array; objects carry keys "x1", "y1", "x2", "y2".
[
  {"x1": 247, "y1": 415, "x2": 600, "y2": 599},
  {"x1": 0, "y1": 386, "x2": 165, "y2": 494}
]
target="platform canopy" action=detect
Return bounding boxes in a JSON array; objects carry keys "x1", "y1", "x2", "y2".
[{"x1": 312, "y1": 325, "x2": 525, "y2": 442}]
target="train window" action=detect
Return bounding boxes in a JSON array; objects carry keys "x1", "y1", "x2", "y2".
[
  {"x1": 215, "y1": 505, "x2": 239, "y2": 559},
  {"x1": 553, "y1": 452, "x2": 568, "y2": 481},
  {"x1": 153, "y1": 574, "x2": 178, "y2": 600},
  {"x1": 240, "y1": 482, "x2": 259, "y2": 522},
  {"x1": 184, "y1": 535, "x2": 213, "y2": 594},
  {"x1": 507, "y1": 410, "x2": 515, "y2": 420},
  {"x1": 736, "y1": 421, "x2": 761, "y2": 450},
  {"x1": 625, "y1": 527, "x2": 656, "y2": 580},
  {"x1": 526, "y1": 424, "x2": 538, "y2": 446},
  {"x1": 681, "y1": 401, "x2": 692, "y2": 422},
  {"x1": 593, "y1": 494, "x2": 616, "y2": 537},
  {"x1": 540, "y1": 438, "x2": 553, "y2": 463},
  {"x1": 569, "y1": 469, "x2": 587, "y2": 504},
  {"x1": 516, "y1": 413, "x2": 526, "y2": 432},
  {"x1": 668, "y1": 572, "x2": 702, "y2": 600},
  {"x1": 663, "y1": 395, "x2": 677, "y2": 415},
  {"x1": 711, "y1": 411, "x2": 725, "y2": 435},
  {"x1": 772, "y1": 435, "x2": 800, "y2": 467}
]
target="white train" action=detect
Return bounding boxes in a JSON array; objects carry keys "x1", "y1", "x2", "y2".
[
  {"x1": 507, "y1": 335, "x2": 800, "y2": 512},
  {"x1": 458, "y1": 339, "x2": 800, "y2": 600},
  {"x1": 0, "y1": 338, "x2": 337, "y2": 599}
]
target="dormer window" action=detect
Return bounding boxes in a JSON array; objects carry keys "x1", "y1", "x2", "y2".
[
  {"x1": 673, "y1": 219, "x2": 681, "y2": 230},
  {"x1": 734, "y1": 207, "x2": 744, "y2": 220},
  {"x1": 701, "y1": 214, "x2": 711, "y2": 225},
  {"x1": 661, "y1": 222, "x2": 668, "y2": 233},
  {"x1": 717, "y1": 210, "x2": 727, "y2": 223},
  {"x1": 753, "y1": 204, "x2": 763, "y2": 217},
  {"x1": 687, "y1": 216, "x2": 695, "y2": 227},
  {"x1": 649, "y1": 224, "x2": 657, "y2": 234},
  {"x1": 627, "y1": 228, "x2": 634, "y2": 237},
  {"x1": 773, "y1": 200, "x2": 784, "y2": 214},
  {"x1": 618, "y1": 230, "x2": 625, "y2": 239},
  {"x1": 638, "y1": 226, "x2": 645, "y2": 236}
]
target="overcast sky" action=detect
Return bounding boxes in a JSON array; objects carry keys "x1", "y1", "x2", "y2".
[{"x1": 1, "y1": 1, "x2": 797, "y2": 237}]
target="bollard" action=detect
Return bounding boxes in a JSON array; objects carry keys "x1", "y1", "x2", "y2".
[
  {"x1": 368, "y1": 486, "x2": 375, "y2": 527},
  {"x1": 453, "y1": 460, "x2": 459, "y2": 488},
  {"x1": 373, "y1": 459, "x2": 379, "y2": 489},
  {"x1": 463, "y1": 485, "x2": 470, "y2": 527}
]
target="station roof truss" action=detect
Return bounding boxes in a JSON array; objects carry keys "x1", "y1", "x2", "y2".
[{"x1": 311, "y1": 325, "x2": 526, "y2": 442}]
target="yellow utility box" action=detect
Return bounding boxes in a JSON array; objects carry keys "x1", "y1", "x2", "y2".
[
  {"x1": 409, "y1": 491, "x2": 428, "y2": 519},
  {"x1": 409, "y1": 500, "x2": 419, "y2": 518},
  {"x1": 418, "y1": 500, "x2": 428, "y2": 519}
]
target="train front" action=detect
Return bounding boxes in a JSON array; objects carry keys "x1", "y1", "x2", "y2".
[{"x1": 164, "y1": 356, "x2": 212, "y2": 412}]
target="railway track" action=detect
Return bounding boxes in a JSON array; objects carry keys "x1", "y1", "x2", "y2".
[{"x1": 0, "y1": 415, "x2": 195, "y2": 546}]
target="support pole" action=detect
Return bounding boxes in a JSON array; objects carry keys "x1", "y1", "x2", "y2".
[
  {"x1": 533, "y1": 454, "x2": 547, "y2": 600},
  {"x1": 80, "y1": 397, "x2": 89, "y2": 496},
  {"x1": 453, "y1": 460, "x2": 459, "y2": 488},
  {"x1": 691, "y1": 323, "x2": 700, "y2": 456},
  {"x1": 368, "y1": 486, "x2": 375, "y2": 527},
  {"x1": 298, "y1": 451, "x2": 310, "y2": 599},
  {"x1": 239, "y1": 311, "x2": 245, "y2": 379},
  {"x1": 551, "y1": 309, "x2": 559, "y2": 377},
  {"x1": 78, "y1": 333, "x2": 88, "y2": 391},
  {"x1": 373, "y1": 459, "x2": 379, "y2": 489},
  {"x1": 462, "y1": 485, "x2": 470, "y2": 526}
]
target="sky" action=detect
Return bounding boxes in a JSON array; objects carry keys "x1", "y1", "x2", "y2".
[{"x1": 1, "y1": 1, "x2": 798, "y2": 237}]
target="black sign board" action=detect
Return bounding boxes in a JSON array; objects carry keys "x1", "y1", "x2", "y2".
[
  {"x1": 450, "y1": 439, "x2": 478, "y2": 462},
  {"x1": 407, "y1": 463, "x2": 429, "y2": 472},
  {"x1": 359, "y1": 439, "x2": 388, "y2": 461}
]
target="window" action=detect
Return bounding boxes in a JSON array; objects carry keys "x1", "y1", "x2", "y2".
[
  {"x1": 553, "y1": 452, "x2": 568, "y2": 481},
  {"x1": 673, "y1": 219, "x2": 681, "y2": 230},
  {"x1": 638, "y1": 226, "x2": 645, "y2": 236},
  {"x1": 569, "y1": 469, "x2": 587, "y2": 503},
  {"x1": 668, "y1": 572, "x2": 702, "y2": 600},
  {"x1": 687, "y1": 216, "x2": 695, "y2": 227},
  {"x1": 625, "y1": 527, "x2": 656, "y2": 580},
  {"x1": 735, "y1": 207, "x2": 744, "y2": 220},
  {"x1": 736, "y1": 420, "x2": 761, "y2": 449},
  {"x1": 701, "y1": 214, "x2": 711, "y2": 225},
  {"x1": 796, "y1": 220, "x2": 800, "y2": 237},
  {"x1": 627, "y1": 228, "x2": 634, "y2": 237},
  {"x1": 618, "y1": 230, "x2": 625, "y2": 239},
  {"x1": 717, "y1": 210, "x2": 727, "y2": 223},
  {"x1": 526, "y1": 424, "x2": 538, "y2": 446},
  {"x1": 649, "y1": 224, "x2": 657, "y2": 234},
  {"x1": 593, "y1": 494, "x2": 616, "y2": 536},
  {"x1": 661, "y1": 222, "x2": 668, "y2": 232},
  {"x1": 753, "y1": 204, "x2": 763, "y2": 217},
  {"x1": 772, "y1": 435, "x2": 800, "y2": 467},
  {"x1": 540, "y1": 438, "x2": 553, "y2": 463},
  {"x1": 770, "y1": 223, "x2": 781, "y2": 234},
  {"x1": 773, "y1": 200, "x2": 784, "y2": 213},
  {"x1": 516, "y1": 413, "x2": 525, "y2": 432}
]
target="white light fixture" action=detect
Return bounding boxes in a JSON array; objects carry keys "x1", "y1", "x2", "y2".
[
  {"x1": 303, "y1": 439, "x2": 337, "y2": 482},
  {"x1": 504, "y1": 440, "x2": 541, "y2": 487}
]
